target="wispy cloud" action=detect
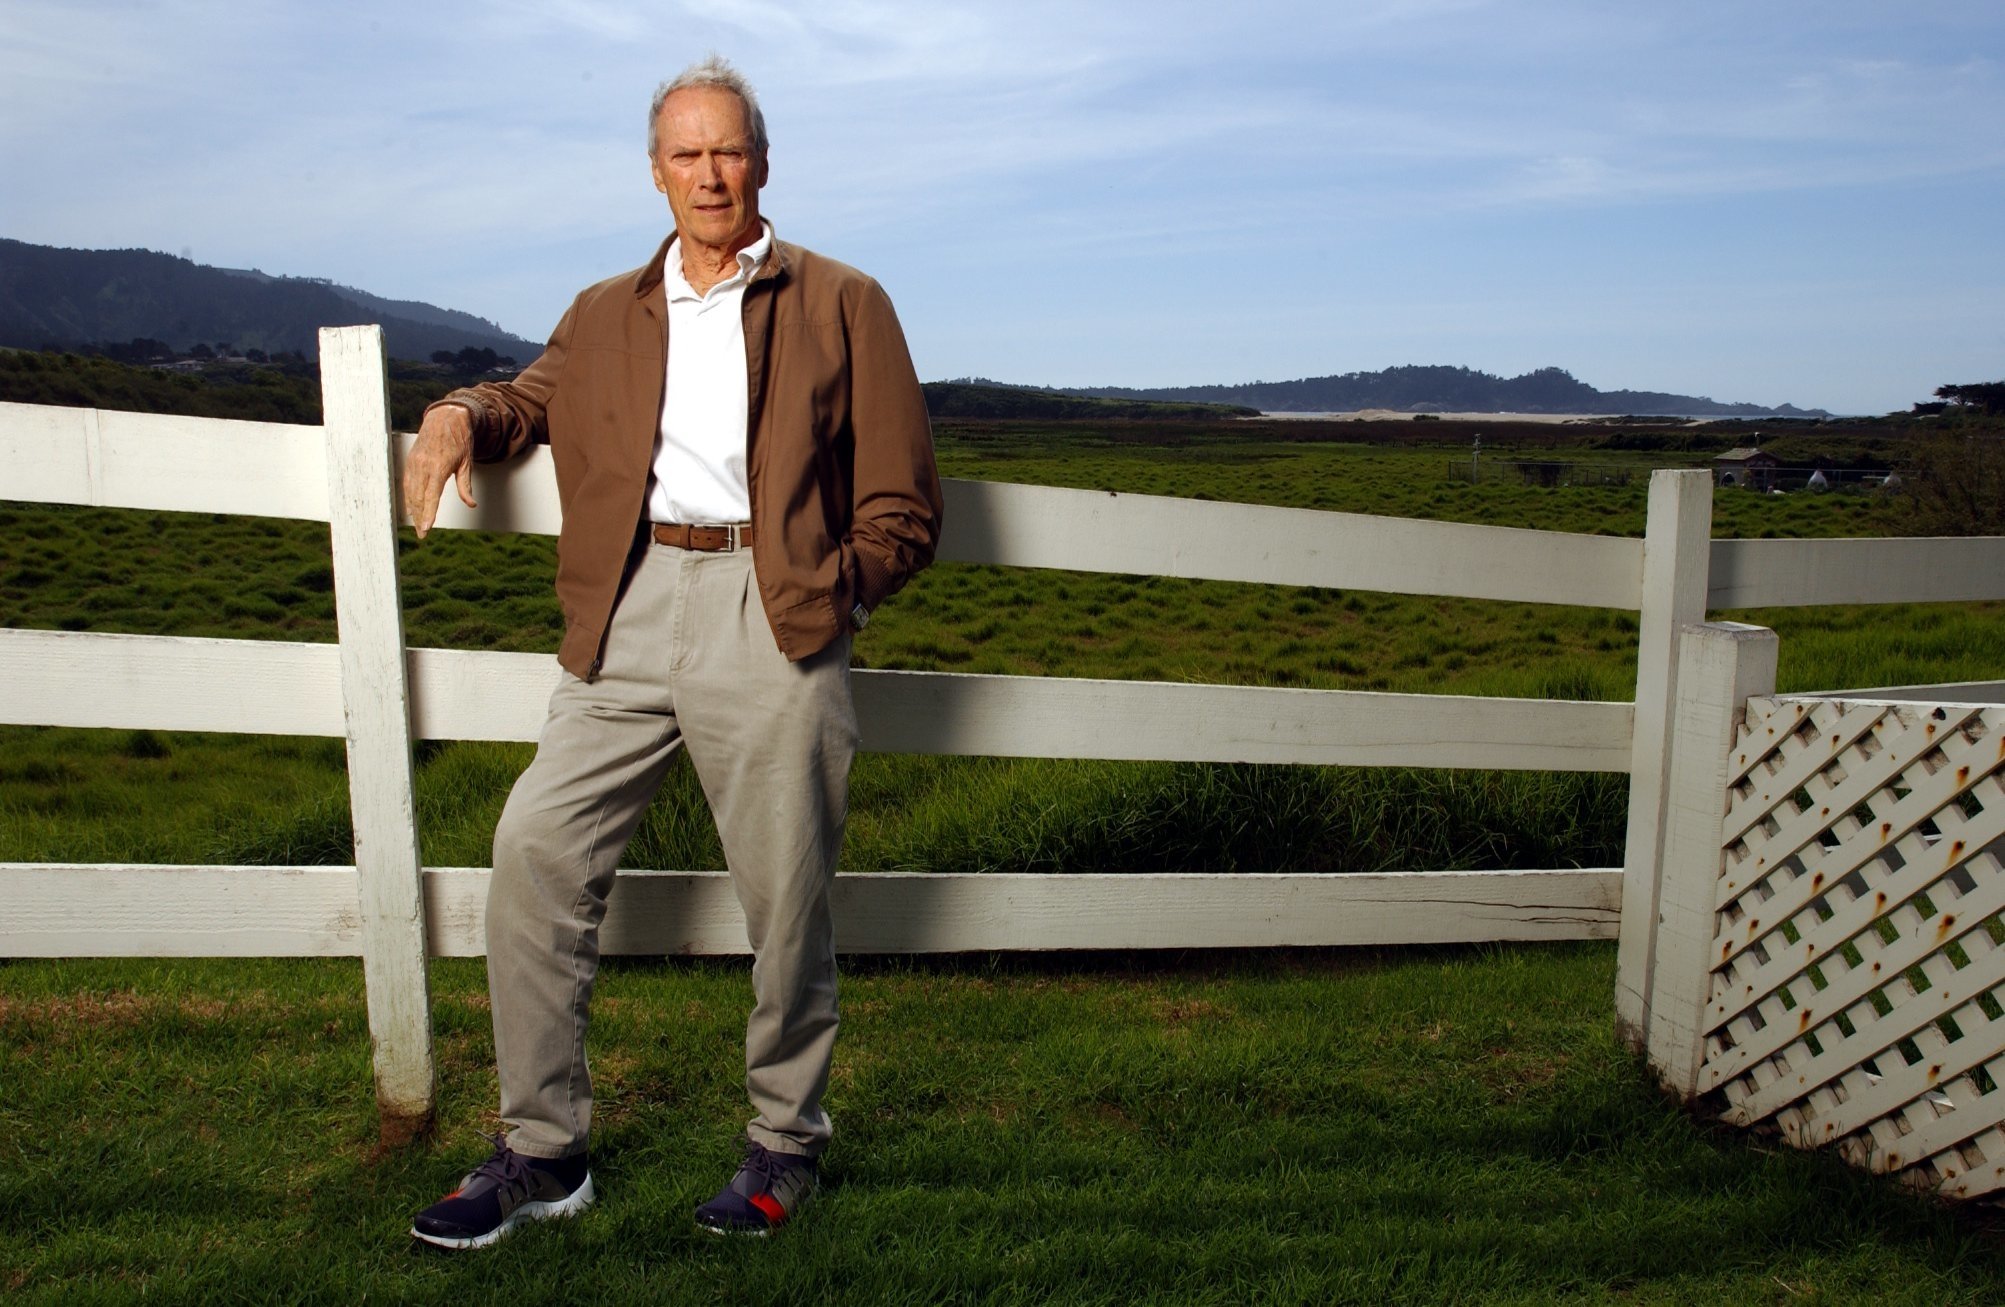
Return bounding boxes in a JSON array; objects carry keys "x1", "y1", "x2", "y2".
[{"x1": 3, "y1": 0, "x2": 2001, "y2": 412}]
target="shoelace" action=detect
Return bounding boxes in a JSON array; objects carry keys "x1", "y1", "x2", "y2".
[
  {"x1": 739, "y1": 1138, "x2": 779, "y2": 1183},
  {"x1": 463, "y1": 1133, "x2": 536, "y2": 1198},
  {"x1": 737, "y1": 1137, "x2": 799, "y2": 1191}
]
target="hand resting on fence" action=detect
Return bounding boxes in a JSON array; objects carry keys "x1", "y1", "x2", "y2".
[{"x1": 403, "y1": 403, "x2": 477, "y2": 538}]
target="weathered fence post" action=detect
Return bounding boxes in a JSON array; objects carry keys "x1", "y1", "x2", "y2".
[
  {"x1": 1639, "y1": 621, "x2": 1777, "y2": 1095},
  {"x1": 319, "y1": 325, "x2": 436, "y2": 1145},
  {"x1": 1614, "y1": 469, "x2": 1713, "y2": 1046}
]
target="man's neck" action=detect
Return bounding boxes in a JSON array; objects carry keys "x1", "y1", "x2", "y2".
[{"x1": 679, "y1": 229, "x2": 761, "y2": 296}]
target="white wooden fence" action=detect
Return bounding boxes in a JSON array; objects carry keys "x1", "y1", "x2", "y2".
[
  {"x1": 4, "y1": 324, "x2": 2005, "y2": 1156},
  {"x1": 1628, "y1": 620, "x2": 2005, "y2": 1196}
]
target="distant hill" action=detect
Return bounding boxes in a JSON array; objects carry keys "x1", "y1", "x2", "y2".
[
  {"x1": 1013, "y1": 364, "x2": 1829, "y2": 419},
  {"x1": 0, "y1": 238, "x2": 540, "y2": 363},
  {"x1": 923, "y1": 380, "x2": 1257, "y2": 421}
]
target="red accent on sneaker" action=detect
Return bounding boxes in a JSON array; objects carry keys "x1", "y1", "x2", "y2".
[{"x1": 748, "y1": 1191, "x2": 788, "y2": 1226}]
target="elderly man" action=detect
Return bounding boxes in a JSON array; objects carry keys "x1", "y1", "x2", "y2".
[{"x1": 404, "y1": 56, "x2": 942, "y2": 1249}]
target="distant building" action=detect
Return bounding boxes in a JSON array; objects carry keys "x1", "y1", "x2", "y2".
[{"x1": 1714, "y1": 447, "x2": 1781, "y2": 491}]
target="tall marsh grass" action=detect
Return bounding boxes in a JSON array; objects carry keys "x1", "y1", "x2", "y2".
[{"x1": 2, "y1": 429, "x2": 1999, "y2": 877}]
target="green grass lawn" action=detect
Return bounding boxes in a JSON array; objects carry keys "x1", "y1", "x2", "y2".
[{"x1": 6, "y1": 947, "x2": 2004, "y2": 1305}]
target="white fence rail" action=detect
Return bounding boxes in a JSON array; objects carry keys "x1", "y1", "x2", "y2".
[
  {"x1": 1708, "y1": 538, "x2": 2005, "y2": 609},
  {"x1": 3, "y1": 867, "x2": 1622, "y2": 958},
  {"x1": 0, "y1": 628, "x2": 1635, "y2": 770},
  {"x1": 4, "y1": 325, "x2": 2003, "y2": 1149}
]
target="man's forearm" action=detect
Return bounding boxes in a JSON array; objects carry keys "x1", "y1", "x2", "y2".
[
  {"x1": 848, "y1": 471, "x2": 943, "y2": 611},
  {"x1": 844, "y1": 282, "x2": 944, "y2": 611}
]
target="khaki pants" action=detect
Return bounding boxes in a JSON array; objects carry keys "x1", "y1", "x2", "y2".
[{"x1": 485, "y1": 538, "x2": 855, "y2": 1160}]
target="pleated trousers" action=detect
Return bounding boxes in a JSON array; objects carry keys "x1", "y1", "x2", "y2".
[{"x1": 485, "y1": 537, "x2": 855, "y2": 1159}]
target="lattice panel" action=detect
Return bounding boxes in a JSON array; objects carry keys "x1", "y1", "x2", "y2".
[{"x1": 1700, "y1": 696, "x2": 2005, "y2": 1197}]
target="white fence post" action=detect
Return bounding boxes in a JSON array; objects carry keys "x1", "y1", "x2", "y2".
[
  {"x1": 319, "y1": 325, "x2": 436, "y2": 1144},
  {"x1": 1614, "y1": 469, "x2": 1713, "y2": 1046},
  {"x1": 1642, "y1": 621, "x2": 1777, "y2": 1096}
]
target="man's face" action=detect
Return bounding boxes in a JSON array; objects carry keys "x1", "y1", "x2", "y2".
[{"x1": 649, "y1": 86, "x2": 767, "y2": 256}]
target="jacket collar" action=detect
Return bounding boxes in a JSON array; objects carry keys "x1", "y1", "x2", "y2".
[{"x1": 633, "y1": 224, "x2": 790, "y2": 299}]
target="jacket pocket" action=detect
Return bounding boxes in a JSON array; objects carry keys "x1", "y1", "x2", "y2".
[{"x1": 769, "y1": 590, "x2": 843, "y2": 660}]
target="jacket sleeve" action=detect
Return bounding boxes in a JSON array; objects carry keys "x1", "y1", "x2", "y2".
[
  {"x1": 421, "y1": 299, "x2": 579, "y2": 463},
  {"x1": 844, "y1": 278, "x2": 943, "y2": 613}
]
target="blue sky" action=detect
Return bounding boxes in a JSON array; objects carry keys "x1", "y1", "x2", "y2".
[{"x1": 3, "y1": 1, "x2": 2001, "y2": 413}]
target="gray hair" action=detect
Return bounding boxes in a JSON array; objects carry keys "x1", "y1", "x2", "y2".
[{"x1": 648, "y1": 55, "x2": 768, "y2": 158}]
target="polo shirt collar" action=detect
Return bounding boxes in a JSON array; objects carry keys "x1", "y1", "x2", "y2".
[
  {"x1": 664, "y1": 221, "x2": 773, "y2": 301},
  {"x1": 637, "y1": 223, "x2": 783, "y2": 299}
]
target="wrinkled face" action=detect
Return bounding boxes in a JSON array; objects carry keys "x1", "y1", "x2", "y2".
[{"x1": 648, "y1": 85, "x2": 768, "y2": 257}]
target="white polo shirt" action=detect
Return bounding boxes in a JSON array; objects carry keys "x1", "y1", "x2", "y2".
[{"x1": 646, "y1": 222, "x2": 773, "y2": 526}]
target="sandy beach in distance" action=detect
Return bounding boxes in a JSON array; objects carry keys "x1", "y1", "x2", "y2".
[{"x1": 1255, "y1": 409, "x2": 1707, "y2": 424}]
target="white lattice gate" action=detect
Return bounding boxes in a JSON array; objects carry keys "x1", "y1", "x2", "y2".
[{"x1": 1701, "y1": 695, "x2": 2005, "y2": 1197}]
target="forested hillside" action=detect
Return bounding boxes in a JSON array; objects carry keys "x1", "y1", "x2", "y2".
[
  {"x1": 0, "y1": 238, "x2": 538, "y2": 362},
  {"x1": 1045, "y1": 364, "x2": 1832, "y2": 417}
]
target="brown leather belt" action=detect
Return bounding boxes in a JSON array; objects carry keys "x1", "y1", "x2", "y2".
[{"x1": 650, "y1": 522, "x2": 748, "y2": 552}]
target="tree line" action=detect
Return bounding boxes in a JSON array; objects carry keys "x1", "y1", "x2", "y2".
[
  {"x1": 429, "y1": 346, "x2": 519, "y2": 373},
  {"x1": 1934, "y1": 382, "x2": 2005, "y2": 415},
  {"x1": 0, "y1": 347, "x2": 484, "y2": 430}
]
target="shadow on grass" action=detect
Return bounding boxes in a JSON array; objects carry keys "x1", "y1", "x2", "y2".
[{"x1": 4, "y1": 945, "x2": 2004, "y2": 1305}]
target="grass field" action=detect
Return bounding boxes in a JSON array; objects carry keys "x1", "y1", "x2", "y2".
[
  {"x1": 6, "y1": 421, "x2": 2005, "y2": 1301},
  {"x1": 7, "y1": 948, "x2": 2005, "y2": 1305}
]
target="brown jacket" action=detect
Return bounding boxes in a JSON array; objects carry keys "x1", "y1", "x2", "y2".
[{"x1": 437, "y1": 231, "x2": 943, "y2": 679}]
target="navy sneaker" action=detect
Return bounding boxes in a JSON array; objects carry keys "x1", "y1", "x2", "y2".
[
  {"x1": 410, "y1": 1135, "x2": 594, "y2": 1250},
  {"x1": 694, "y1": 1138, "x2": 817, "y2": 1235}
]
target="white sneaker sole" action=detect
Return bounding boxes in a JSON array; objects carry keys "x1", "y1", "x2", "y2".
[
  {"x1": 410, "y1": 1172, "x2": 596, "y2": 1251},
  {"x1": 697, "y1": 1219, "x2": 774, "y2": 1238}
]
